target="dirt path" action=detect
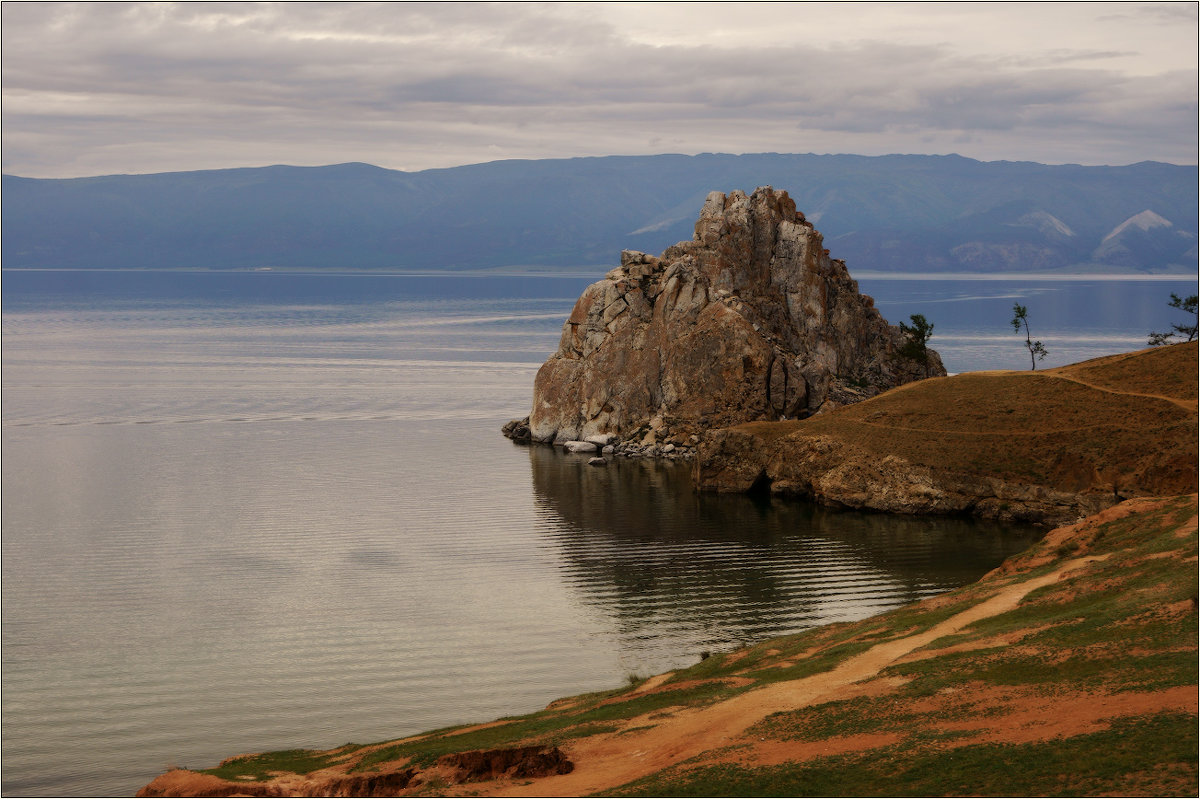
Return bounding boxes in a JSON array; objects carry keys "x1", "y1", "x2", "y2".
[
  {"x1": 1045, "y1": 372, "x2": 1196, "y2": 412},
  {"x1": 851, "y1": 368, "x2": 1192, "y2": 438},
  {"x1": 485, "y1": 555, "x2": 1105, "y2": 797},
  {"x1": 965, "y1": 366, "x2": 1194, "y2": 412}
]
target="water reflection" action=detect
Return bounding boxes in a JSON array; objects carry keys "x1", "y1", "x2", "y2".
[{"x1": 528, "y1": 445, "x2": 1040, "y2": 663}]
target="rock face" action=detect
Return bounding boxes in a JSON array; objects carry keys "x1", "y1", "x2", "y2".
[
  {"x1": 695, "y1": 426, "x2": 1122, "y2": 526},
  {"x1": 693, "y1": 343, "x2": 1199, "y2": 526},
  {"x1": 439, "y1": 746, "x2": 573, "y2": 782},
  {"x1": 514, "y1": 187, "x2": 944, "y2": 451}
]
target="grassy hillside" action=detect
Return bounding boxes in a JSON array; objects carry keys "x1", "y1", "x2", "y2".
[
  {"x1": 751, "y1": 342, "x2": 1195, "y2": 491},
  {"x1": 697, "y1": 342, "x2": 1198, "y2": 523},
  {"x1": 139, "y1": 491, "x2": 1198, "y2": 797},
  {"x1": 607, "y1": 494, "x2": 1198, "y2": 797}
]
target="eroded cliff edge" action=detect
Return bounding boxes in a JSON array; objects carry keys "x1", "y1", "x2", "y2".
[
  {"x1": 695, "y1": 342, "x2": 1199, "y2": 526},
  {"x1": 505, "y1": 187, "x2": 943, "y2": 456}
]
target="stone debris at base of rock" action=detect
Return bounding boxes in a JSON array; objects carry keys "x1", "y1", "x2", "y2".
[{"x1": 502, "y1": 415, "x2": 699, "y2": 461}]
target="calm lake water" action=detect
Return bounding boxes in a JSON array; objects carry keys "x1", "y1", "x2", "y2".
[{"x1": 2, "y1": 268, "x2": 1193, "y2": 796}]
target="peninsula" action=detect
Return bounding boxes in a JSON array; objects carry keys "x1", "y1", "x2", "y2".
[
  {"x1": 696, "y1": 343, "x2": 1198, "y2": 526},
  {"x1": 140, "y1": 342, "x2": 1198, "y2": 798}
]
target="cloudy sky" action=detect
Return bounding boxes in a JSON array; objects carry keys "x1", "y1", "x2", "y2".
[{"x1": 2, "y1": 2, "x2": 1196, "y2": 178}]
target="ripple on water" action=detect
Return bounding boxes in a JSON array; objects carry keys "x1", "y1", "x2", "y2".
[{"x1": 2, "y1": 277, "x2": 1047, "y2": 796}]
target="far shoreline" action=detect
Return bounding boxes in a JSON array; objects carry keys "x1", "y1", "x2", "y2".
[{"x1": 2, "y1": 265, "x2": 1197, "y2": 280}]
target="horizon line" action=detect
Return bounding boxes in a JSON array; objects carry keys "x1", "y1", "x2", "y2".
[{"x1": 5, "y1": 151, "x2": 1197, "y2": 182}]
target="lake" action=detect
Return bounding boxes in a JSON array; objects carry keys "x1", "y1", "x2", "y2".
[{"x1": 2, "y1": 268, "x2": 1193, "y2": 796}]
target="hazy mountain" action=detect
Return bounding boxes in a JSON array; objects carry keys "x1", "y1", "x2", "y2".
[
  {"x1": 3, "y1": 153, "x2": 1196, "y2": 273},
  {"x1": 1091, "y1": 210, "x2": 1197, "y2": 269}
]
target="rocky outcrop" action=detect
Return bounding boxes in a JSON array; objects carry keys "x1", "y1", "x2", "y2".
[
  {"x1": 322, "y1": 770, "x2": 419, "y2": 797},
  {"x1": 507, "y1": 187, "x2": 944, "y2": 454},
  {"x1": 136, "y1": 748, "x2": 571, "y2": 797},
  {"x1": 695, "y1": 426, "x2": 1121, "y2": 526},
  {"x1": 438, "y1": 746, "x2": 573, "y2": 782},
  {"x1": 694, "y1": 344, "x2": 1199, "y2": 526}
]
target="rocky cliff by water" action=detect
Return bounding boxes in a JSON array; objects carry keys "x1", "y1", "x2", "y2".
[
  {"x1": 695, "y1": 343, "x2": 1199, "y2": 526},
  {"x1": 505, "y1": 187, "x2": 943, "y2": 457}
]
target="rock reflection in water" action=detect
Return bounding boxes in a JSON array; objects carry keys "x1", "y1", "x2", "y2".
[{"x1": 528, "y1": 445, "x2": 1040, "y2": 671}]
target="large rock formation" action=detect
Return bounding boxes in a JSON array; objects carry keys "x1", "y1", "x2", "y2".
[{"x1": 510, "y1": 187, "x2": 944, "y2": 453}]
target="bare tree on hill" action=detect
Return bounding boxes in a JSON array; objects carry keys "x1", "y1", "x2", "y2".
[{"x1": 1011, "y1": 303, "x2": 1047, "y2": 370}]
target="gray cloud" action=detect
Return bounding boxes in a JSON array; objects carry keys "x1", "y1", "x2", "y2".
[
  {"x1": 1100, "y1": 2, "x2": 1199, "y2": 25},
  {"x1": 2, "y1": 2, "x2": 1195, "y2": 177}
]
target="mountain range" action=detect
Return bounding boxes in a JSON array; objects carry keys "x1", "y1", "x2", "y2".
[{"x1": 3, "y1": 153, "x2": 1196, "y2": 273}]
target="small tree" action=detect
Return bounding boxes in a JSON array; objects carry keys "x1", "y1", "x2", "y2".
[
  {"x1": 1011, "y1": 303, "x2": 1047, "y2": 370},
  {"x1": 898, "y1": 313, "x2": 934, "y2": 376},
  {"x1": 1148, "y1": 292, "x2": 1198, "y2": 346}
]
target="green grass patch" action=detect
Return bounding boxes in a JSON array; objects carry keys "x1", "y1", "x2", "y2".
[
  {"x1": 617, "y1": 724, "x2": 657, "y2": 736},
  {"x1": 886, "y1": 647, "x2": 1197, "y2": 697},
  {"x1": 750, "y1": 693, "x2": 991, "y2": 742},
  {"x1": 913, "y1": 505, "x2": 1197, "y2": 660},
  {"x1": 662, "y1": 591, "x2": 986, "y2": 693},
  {"x1": 751, "y1": 696, "x2": 915, "y2": 740},
  {"x1": 200, "y1": 747, "x2": 358, "y2": 781},
  {"x1": 608, "y1": 712, "x2": 1198, "y2": 797},
  {"x1": 664, "y1": 624, "x2": 853, "y2": 684},
  {"x1": 1079, "y1": 497, "x2": 1196, "y2": 557},
  {"x1": 353, "y1": 681, "x2": 740, "y2": 772},
  {"x1": 743, "y1": 639, "x2": 876, "y2": 683}
]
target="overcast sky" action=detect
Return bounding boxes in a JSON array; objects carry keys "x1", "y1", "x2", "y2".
[{"x1": 2, "y1": 2, "x2": 1197, "y2": 178}]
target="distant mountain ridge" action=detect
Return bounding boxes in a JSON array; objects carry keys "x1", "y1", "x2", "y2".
[{"x1": 3, "y1": 153, "x2": 1196, "y2": 273}]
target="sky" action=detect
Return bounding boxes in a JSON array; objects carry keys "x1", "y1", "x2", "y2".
[{"x1": 2, "y1": 1, "x2": 1197, "y2": 178}]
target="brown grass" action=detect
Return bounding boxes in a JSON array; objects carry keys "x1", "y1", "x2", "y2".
[{"x1": 738, "y1": 342, "x2": 1198, "y2": 495}]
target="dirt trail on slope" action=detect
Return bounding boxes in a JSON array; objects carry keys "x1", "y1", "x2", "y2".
[
  {"x1": 886, "y1": 367, "x2": 1192, "y2": 412},
  {"x1": 484, "y1": 555, "x2": 1105, "y2": 797},
  {"x1": 1045, "y1": 373, "x2": 1197, "y2": 412}
]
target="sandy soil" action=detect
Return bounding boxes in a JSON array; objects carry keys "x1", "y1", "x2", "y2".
[
  {"x1": 479, "y1": 554, "x2": 1118, "y2": 797},
  {"x1": 139, "y1": 495, "x2": 1198, "y2": 799}
]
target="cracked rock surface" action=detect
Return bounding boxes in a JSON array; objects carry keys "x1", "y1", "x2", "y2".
[{"x1": 520, "y1": 187, "x2": 944, "y2": 449}]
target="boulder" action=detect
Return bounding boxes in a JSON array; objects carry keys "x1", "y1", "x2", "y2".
[
  {"x1": 523, "y1": 187, "x2": 944, "y2": 449},
  {"x1": 501, "y1": 416, "x2": 532, "y2": 442},
  {"x1": 562, "y1": 440, "x2": 598, "y2": 454}
]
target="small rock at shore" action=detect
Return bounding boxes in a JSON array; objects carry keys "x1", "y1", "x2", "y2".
[
  {"x1": 501, "y1": 416, "x2": 532, "y2": 442},
  {"x1": 588, "y1": 456, "x2": 607, "y2": 466},
  {"x1": 562, "y1": 440, "x2": 598, "y2": 453}
]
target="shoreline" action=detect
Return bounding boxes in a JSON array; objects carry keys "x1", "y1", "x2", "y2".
[
  {"x1": 141, "y1": 344, "x2": 1198, "y2": 796},
  {"x1": 138, "y1": 492, "x2": 1199, "y2": 797}
]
